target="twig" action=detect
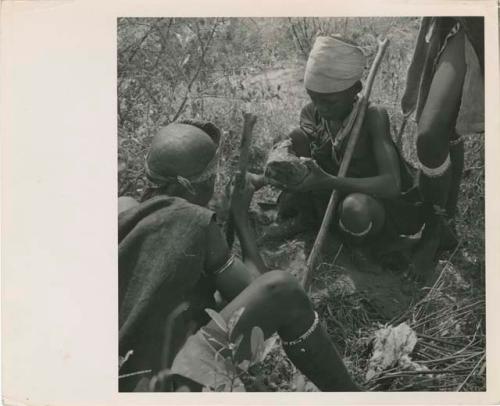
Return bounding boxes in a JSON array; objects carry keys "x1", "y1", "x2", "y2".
[
  {"x1": 289, "y1": 18, "x2": 308, "y2": 59},
  {"x1": 136, "y1": 76, "x2": 161, "y2": 107},
  {"x1": 418, "y1": 340, "x2": 451, "y2": 356},
  {"x1": 455, "y1": 353, "x2": 485, "y2": 391},
  {"x1": 332, "y1": 243, "x2": 344, "y2": 266},
  {"x1": 152, "y1": 19, "x2": 173, "y2": 69},
  {"x1": 373, "y1": 368, "x2": 472, "y2": 380},
  {"x1": 325, "y1": 304, "x2": 348, "y2": 335},
  {"x1": 120, "y1": 24, "x2": 155, "y2": 75},
  {"x1": 394, "y1": 377, "x2": 457, "y2": 391},
  {"x1": 415, "y1": 192, "x2": 483, "y2": 320},
  {"x1": 444, "y1": 352, "x2": 483, "y2": 371},
  {"x1": 412, "y1": 300, "x2": 483, "y2": 329},
  {"x1": 225, "y1": 112, "x2": 258, "y2": 248},
  {"x1": 417, "y1": 333, "x2": 469, "y2": 347},
  {"x1": 419, "y1": 351, "x2": 482, "y2": 365},
  {"x1": 119, "y1": 369, "x2": 152, "y2": 379},
  {"x1": 171, "y1": 20, "x2": 219, "y2": 122}
]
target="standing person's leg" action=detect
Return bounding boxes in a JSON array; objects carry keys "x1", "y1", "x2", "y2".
[
  {"x1": 416, "y1": 28, "x2": 466, "y2": 210},
  {"x1": 436, "y1": 130, "x2": 463, "y2": 251},
  {"x1": 204, "y1": 271, "x2": 360, "y2": 391},
  {"x1": 412, "y1": 28, "x2": 467, "y2": 280}
]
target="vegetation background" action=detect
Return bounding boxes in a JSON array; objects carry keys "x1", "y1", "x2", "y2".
[{"x1": 118, "y1": 17, "x2": 485, "y2": 391}]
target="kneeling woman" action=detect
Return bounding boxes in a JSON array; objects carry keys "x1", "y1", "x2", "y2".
[
  {"x1": 271, "y1": 36, "x2": 423, "y2": 249},
  {"x1": 118, "y1": 121, "x2": 360, "y2": 392}
]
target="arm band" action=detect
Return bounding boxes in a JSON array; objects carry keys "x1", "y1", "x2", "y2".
[
  {"x1": 339, "y1": 218, "x2": 373, "y2": 237},
  {"x1": 282, "y1": 311, "x2": 320, "y2": 347},
  {"x1": 213, "y1": 254, "x2": 236, "y2": 276},
  {"x1": 419, "y1": 154, "x2": 451, "y2": 178}
]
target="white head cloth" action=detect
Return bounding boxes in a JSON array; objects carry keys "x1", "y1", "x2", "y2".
[{"x1": 304, "y1": 36, "x2": 366, "y2": 93}]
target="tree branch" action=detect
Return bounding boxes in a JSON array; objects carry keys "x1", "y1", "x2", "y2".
[
  {"x1": 171, "y1": 19, "x2": 219, "y2": 122},
  {"x1": 289, "y1": 18, "x2": 308, "y2": 59}
]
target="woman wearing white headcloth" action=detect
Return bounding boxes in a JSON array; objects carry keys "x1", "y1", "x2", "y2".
[{"x1": 268, "y1": 36, "x2": 423, "y2": 266}]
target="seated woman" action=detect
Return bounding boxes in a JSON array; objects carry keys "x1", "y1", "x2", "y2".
[
  {"x1": 118, "y1": 120, "x2": 360, "y2": 392},
  {"x1": 268, "y1": 36, "x2": 422, "y2": 252}
]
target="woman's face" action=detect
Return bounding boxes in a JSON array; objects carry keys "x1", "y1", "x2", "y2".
[
  {"x1": 175, "y1": 175, "x2": 215, "y2": 207},
  {"x1": 307, "y1": 88, "x2": 356, "y2": 121},
  {"x1": 193, "y1": 176, "x2": 216, "y2": 206}
]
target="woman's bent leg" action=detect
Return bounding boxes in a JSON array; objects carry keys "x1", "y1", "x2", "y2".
[{"x1": 207, "y1": 271, "x2": 360, "y2": 391}]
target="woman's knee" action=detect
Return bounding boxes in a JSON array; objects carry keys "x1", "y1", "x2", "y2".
[
  {"x1": 416, "y1": 127, "x2": 449, "y2": 166},
  {"x1": 258, "y1": 271, "x2": 308, "y2": 306},
  {"x1": 339, "y1": 193, "x2": 385, "y2": 239}
]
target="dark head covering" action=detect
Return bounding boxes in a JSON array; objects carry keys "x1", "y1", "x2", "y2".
[{"x1": 145, "y1": 120, "x2": 221, "y2": 193}]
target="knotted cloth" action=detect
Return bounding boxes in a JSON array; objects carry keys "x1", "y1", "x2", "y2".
[
  {"x1": 304, "y1": 36, "x2": 366, "y2": 93},
  {"x1": 144, "y1": 120, "x2": 220, "y2": 195}
]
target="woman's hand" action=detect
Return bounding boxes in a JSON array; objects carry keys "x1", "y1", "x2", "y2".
[
  {"x1": 228, "y1": 172, "x2": 268, "y2": 276},
  {"x1": 287, "y1": 159, "x2": 334, "y2": 192},
  {"x1": 248, "y1": 173, "x2": 267, "y2": 191}
]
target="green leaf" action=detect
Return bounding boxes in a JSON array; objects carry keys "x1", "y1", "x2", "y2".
[
  {"x1": 232, "y1": 334, "x2": 244, "y2": 355},
  {"x1": 223, "y1": 357, "x2": 237, "y2": 376},
  {"x1": 205, "y1": 308, "x2": 228, "y2": 333},
  {"x1": 228, "y1": 307, "x2": 245, "y2": 337},
  {"x1": 199, "y1": 357, "x2": 221, "y2": 373},
  {"x1": 201, "y1": 327, "x2": 227, "y2": 349},
  {"x1": 238, "y1": 360, "x2": 250, "y2": 371},
  {"x1": 250, "y1": 326, "x2": 265, "y2": 364},
  {"x1": 207, "y1": 336, "x2": 227, "y2": 348},
  {"x1": 215, "y1": 383, "x2": 227, "y2": 392}
]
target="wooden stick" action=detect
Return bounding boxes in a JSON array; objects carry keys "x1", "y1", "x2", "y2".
[
  {"x1": 226, "y1": 112, "x2": 258, "y2": 248},
  {"x1": 302, "y1": 38, "x2": 389, "y2": 290},
  {"x1": 455, "y1": 353, "x2": 485, "y2": 391}
]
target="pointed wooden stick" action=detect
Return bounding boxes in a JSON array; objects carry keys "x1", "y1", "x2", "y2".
[
  {"x1": 225, "y1": 112, "x2": 257, "y2": 248},
  {"x1": 302, "y1": 38, "x2": 390, "y2": 290}
]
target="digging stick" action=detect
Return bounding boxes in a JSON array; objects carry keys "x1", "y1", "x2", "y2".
[
  {"x1": 302, "y1": 38, "x2": 389, "y2": 290},
  {"x1": 226, "y1": 112, "x2": 258, "y2": 248}
]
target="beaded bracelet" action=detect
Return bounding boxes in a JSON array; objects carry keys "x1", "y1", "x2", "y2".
[
  {"x1": 213, "y1": 254, "x2": 236, "y2": 276},
  {"x1": 339, "y1": 218, "x2": 373, "y2": 237},
  {"x1": 282, "y1": 311, "x2": 319, "y2": 347}
]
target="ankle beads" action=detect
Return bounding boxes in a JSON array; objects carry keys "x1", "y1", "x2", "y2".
[{"x1": 282, "y1": 311, "x2": 319, "y2": 347}]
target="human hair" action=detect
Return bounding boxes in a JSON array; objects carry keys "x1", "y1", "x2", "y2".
[{"x1": 349, "y1": 80, "x2": 363, "y2": 95}]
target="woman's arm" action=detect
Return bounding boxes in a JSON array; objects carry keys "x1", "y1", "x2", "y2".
[
  {"x1": 205, "y1": 220, "x2": 256, "y2": 302},
  {"x1": 204, "y1": 174, "x2": 266, "y2": 302},
  {"x1": 290, "y1": 106, "x2": 402, "y2": 199},
  {"x1": 230, "y1": 175, "x2": 267, "y2": 275}
]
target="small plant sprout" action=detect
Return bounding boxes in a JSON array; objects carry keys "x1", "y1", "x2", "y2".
[{"x1": 203, "y1": 307, "x2": 266, "y2": 391}]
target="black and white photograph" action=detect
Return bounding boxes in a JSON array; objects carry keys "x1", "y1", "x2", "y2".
[{"x1": 117, "y1": 16, "x2": 486, "y2": 392}]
